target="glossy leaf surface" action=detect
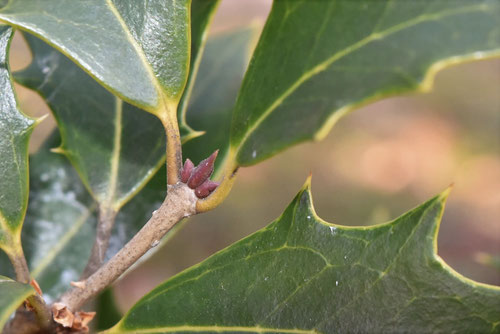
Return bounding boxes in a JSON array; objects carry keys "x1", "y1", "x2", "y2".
[
  {"x1": 178, "y1": 0, "x2": 220, "y2": 140},
  {"x1": 110, "y1": 184, "x2": 500, "y2": 333},
  {"x1": 0, "y1": 0, "x2": 191, "y2": 113},
  {"x1": 230, "y1": 0, "x2": 500, "y2": 165},
  {"x1": 15, "y1": 33, "x2": 165, "y2": 211},
  {"x1": 0, "y1": 26, "x2": 35, "y2": 256},
  {"x1": 0, "y1": 276, "x2": 34, "y2": 330}
]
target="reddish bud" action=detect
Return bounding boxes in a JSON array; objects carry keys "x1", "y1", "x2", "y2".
[
  {"x1": 181, "y1": 159, "x2": 194, "y2": 183},
  {"x1": 187, "y1": 150, "x2": 219, "y2": 189},
  {"x1": 195, "y1": 180, "x2": 219, "y2": 199}
]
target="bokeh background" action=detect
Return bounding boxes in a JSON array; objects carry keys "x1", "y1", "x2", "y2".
[{"x1": 9, "y1": 0, "x2": 500, "y2": 313}]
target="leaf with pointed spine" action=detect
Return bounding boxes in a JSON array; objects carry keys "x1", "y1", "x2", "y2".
[
  {"x1": 230, "y1": 0, "x2": 500, "y2": 166},
  {"x1": 108, "y1": 183, "x2": 500, "y2": 333},
  {"x1": 178, "y1": 0, "x2": 221, "y2": 141},
  {"x1": 0, "y1": 25, "x2": 35, "y2": 261},
  {"x1": 0, "y1": 0, "x2": 191, "y2": 117},
  {"x1": 0, "y1": 276, "x2": 34, "y2": 330},
  {"x1": 14, "y1": 33, "x2": 166, "y2": 212}
]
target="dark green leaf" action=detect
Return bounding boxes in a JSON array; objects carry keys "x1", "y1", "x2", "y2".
[
  {"x1": 0, "y1": 25, "x2": 35, "y2": 258},
  {"x1": 183, "y1": 27, "x2": 256, "y2": 172},
  {"x1": 15, "y1": 33, "x2": 165, "y2": 211},
  {"x1": 109, "y1": 183, "x2": 500, "y2": 333},
  {"x1": 0, "y1": 251, "x2": 13, "y2": 278},
  {"x1": 0, "y1": 0, "x2": 191, "y2": 114},
  {"x1": 95, "y1": 289, "x2": 123, "y2": 331},
  {"x1": 230, "y1": 0, "x2": 500, "y2": 166},
  {"x1": 178, "y1": 0, "x2": 221, "y2": 141},
  {"x1": 0, "y1": 276, "x2": 34, "y2": 329}
]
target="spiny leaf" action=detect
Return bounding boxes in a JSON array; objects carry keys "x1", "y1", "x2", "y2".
[
  {"x1": 0, "y1": 25, "x2": 35, "y2": 261},
  {"x1": 0, "y1": 0, "x2": 191, "y2": 116},
  {"x1": 0, "y1": 276, "x2": 34, "y2": 330},
  {"x1": 14, "y1": 33, "x2": 165, "y2": 212},
  {"x1": 109, "y1": 183, "x2": 500, "y2": 333},
  {"x1": 230, "y1": 0, "x2": 500, "y2": 166}
]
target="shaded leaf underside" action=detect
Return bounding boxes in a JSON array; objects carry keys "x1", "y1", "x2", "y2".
[
  {"x1": 230, "y1": 0, "x2": 500, "y2": 166},
  {"x1": 110, "y1": 184, "x2": 500, "y2": 333}
]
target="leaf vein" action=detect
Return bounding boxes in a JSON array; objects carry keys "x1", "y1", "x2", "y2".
[{"x1": 233, "y1": 3, "x2": 488, "y2": 153}]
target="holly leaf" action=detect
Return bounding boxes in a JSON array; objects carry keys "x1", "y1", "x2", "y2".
[
  {"x1": 0, "y1": 276, "x2": 34, "y2": 330},
  {"x1": 0, "y1": 0, "x2": 191, "y2": 116},
  {"x1": 108, "y1": 182, "x2": 500, "y2": 333},
  {"x1": 14, "y1": 33, "x2": 166, "y2": 213},
  {"x1": 230, "y1": 0, "x2": 500, "y2": 166},
  {"x1": 0, "y1": 25, "x2": 36, "y2": 266}
]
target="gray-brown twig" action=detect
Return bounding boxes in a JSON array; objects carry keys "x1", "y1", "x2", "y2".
[
  {"x1": 58, "y1": 182, "x2": 197, "y2": 311},
  {"x1": 80, "y1": 207, "x2": 117, "y2": 279}
]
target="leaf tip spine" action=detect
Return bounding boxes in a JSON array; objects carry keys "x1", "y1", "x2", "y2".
[
  {"x1": 50, "y1": 146, "x2": 67, "y2": 155},
  {"x1": 301, "y1": 173, "x2": 313, "y2": 192},
  {"x1": 34, "y1": 113, "x2": 49, "y2": 126}
]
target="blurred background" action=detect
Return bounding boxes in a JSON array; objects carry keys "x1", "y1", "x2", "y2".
[{"x1": 9, "y1": 0, "x2": 500, "y2": 313}]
